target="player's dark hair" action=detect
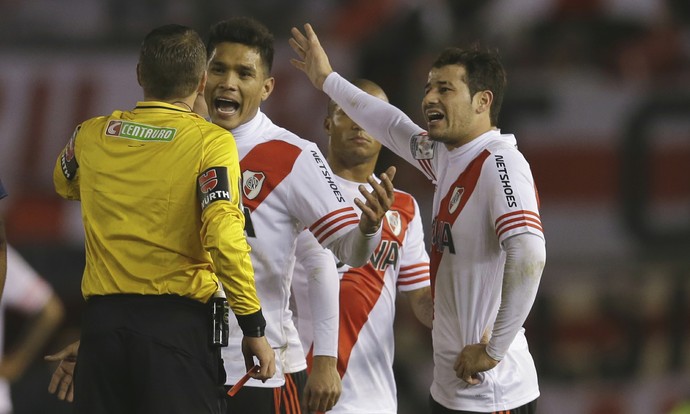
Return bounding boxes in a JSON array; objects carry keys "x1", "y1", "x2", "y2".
[
  {"x1": 432, "y1": 47, "x2": 506, "y2": 126},
  {"x1": 138, "y1": 24, "x2": 207, "y2": 100},
  {"x1": 206, "y1": 17, "x2": 274, "y2": 75}
]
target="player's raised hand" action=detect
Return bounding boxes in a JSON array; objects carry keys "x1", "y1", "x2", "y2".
[
  {"x1": 355, "y1": 166, "x2": 396, "y2": 235},
  {"x1": 289, "y1": 23, "x2": 334, "y2": 90}
]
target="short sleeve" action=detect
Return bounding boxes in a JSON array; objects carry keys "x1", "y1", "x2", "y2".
[{"x1": 485, "y1": 147, "x2": 544, "y2": 245}]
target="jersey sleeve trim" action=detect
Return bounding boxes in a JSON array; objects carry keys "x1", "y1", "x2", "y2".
[
  {"x1": 399, "y1": 263, "x2": 430, "y2": 277},
  {"x1": 398, "y1": 262, "x2": 431, "y2": 289},
  {"x1": 308, "y1": 206, "x2": 359, "y2": 245},
  {"x1": 495, "y1": 210, "x2": 543, "y2": 239}
]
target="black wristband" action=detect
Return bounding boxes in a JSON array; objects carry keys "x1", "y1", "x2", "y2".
[{"x1": 235, "y1": 309, "x2": 266, "y2": 337}]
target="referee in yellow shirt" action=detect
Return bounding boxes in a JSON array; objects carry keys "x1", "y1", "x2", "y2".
[{"x1": 52, "y1": 24, "x2": 274, "y2": 413}]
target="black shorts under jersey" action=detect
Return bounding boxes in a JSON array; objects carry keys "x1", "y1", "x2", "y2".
[{"x1": 74, "y1": 294, "x2": 226, "y2": 414}]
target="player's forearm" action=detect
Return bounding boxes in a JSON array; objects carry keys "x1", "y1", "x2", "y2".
[
  {"x1": 486, "y1": 233, "x2": 545, "y2": 361},
  {"x1": 295, "y1": 231, "x2": 339, "y2": 356},
  {"x1": 327, "y1": 225, "x2": 380, "y2": 268},
  {"x1": 407, "y1": 286, "x2": 433, "y2": 329},
  {"x1": 307, "y1": 264, "x2": 339, "y2": 357},
  {"x1": 323, "y1": 72, "x2": 424, "y2": 155},
  {"x1": 0, "y1": 220, "x2": 6, "y2": 299},
  {"x1": 4, "y1": 295, "x2": 64, "y2": 381}
]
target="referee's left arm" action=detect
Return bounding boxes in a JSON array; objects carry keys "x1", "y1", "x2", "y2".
[
  {"x1": 53, "y1": 125, "x2": 82, "y2": 200},
  {"x1": 198, "y1": 128, "x2": 265, "y2": 337}
]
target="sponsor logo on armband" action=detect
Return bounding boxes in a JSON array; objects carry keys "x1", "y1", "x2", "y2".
[
  {"x1": 410, "y1": 132, "x2": 435, "y2": 160},
  {"x1": 494, "y1": 154, "x2": 518, "y2": 208},
  {"x1": 198, "y1": 167, "x2": 231, "y2": 210},
  {"x1": 105, "y1": 120, "x2": 177, "y2": 142},
  {"x1": 60, "y1": 126, "x2": 80, "y2": 180}
]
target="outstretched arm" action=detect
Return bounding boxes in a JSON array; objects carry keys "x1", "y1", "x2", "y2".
[{"x1": 290, "y1": 25, "x2": 434, "y2": 181}]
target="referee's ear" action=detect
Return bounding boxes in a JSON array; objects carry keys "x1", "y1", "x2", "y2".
[
  {"x1": 197, "y1": 71, "x2": 207, "y2": 95},
  {"x1": 136, "y1": 64, "x2": 143, "y2": 87}
]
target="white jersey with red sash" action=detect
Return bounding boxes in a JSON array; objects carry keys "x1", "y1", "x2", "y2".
[
  {"x1": 292, "y1": 176, "x2": 430, "y2": 413},
  {"x1": 323, "y1": 73, "x2": 544, "y2": 412},
  {"x1": 221, "y1": 110, "x2": 360, "y2": 388}
]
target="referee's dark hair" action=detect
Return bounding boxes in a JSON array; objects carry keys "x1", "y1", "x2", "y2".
[{"x1": 138, "y1": 24, "x2": 207, "y2": 101}]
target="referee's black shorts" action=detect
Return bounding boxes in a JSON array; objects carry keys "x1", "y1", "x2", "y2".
[{"x1": 74, "y1": 294, "x2": 226, "y2": 414}]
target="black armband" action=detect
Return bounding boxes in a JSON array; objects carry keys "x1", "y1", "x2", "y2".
[
  {"x1": 60, "y1": 126, "x2": 80, "y2": 180},
  {"x1": 197, "y1": 167, "x2": 231, "y2": 211},
  {"x1": 235, "y1": 309, "x2": 266, "y2": 337}
]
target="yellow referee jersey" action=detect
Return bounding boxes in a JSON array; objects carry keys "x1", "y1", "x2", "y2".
[{"x1": 53, "y1": 101, "x2": 260, "y2": 316}]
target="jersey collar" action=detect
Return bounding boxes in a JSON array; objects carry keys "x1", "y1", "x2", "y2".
[{"x1": 133, "y1": 101, "x2": 192, "y2": 113}]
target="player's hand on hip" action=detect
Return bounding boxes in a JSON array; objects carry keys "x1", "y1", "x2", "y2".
[
  {"x1": 356, "y1": 166, "x2": 396, "y2": 235},
  {"x1": 454, "y1": 343, "x2": 499, "y2": 385},
  {"x1": 303, "y1": 355, "x2": 341, "y2": 412},
  {"x1": 289, "y1": 23, "x2": 334, "y2": 90},
  {"x1": 241, "y1": 336, "x2": 276, "y2": 382},
  {"x1": 45, "y1": 340, "x2": 80, "y2": 402}
]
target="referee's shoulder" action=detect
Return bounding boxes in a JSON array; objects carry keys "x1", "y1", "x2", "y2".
[{"x1": 189, "y1": 116, "x2": 233, "y2": 139}]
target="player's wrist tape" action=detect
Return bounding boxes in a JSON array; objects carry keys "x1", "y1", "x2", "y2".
[{"x1": 236, "y1": 309, "x2": 267, "y2": 337}]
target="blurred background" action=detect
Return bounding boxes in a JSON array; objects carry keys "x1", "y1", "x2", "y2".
[{"x1": 0, "y1": 0, "x2": 689, "y2": 413}]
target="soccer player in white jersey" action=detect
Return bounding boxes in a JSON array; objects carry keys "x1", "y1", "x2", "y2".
[
  {"x1": 290, "y1": 25, "x2": 546, "y2": 414},
  {"x1": 290, "y1": 78, "x2": 433, "y2": 414},
  {"x1": 204, "y1": 18, "x2": 396, "y2": 414},
  {"x1": 44, "y1": 18, "x2": 394, "y2": 414},
  {"x1": 2, "y1": 245, "x2": 64, "y2": 414}
]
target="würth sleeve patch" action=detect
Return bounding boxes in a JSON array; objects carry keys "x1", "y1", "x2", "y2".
[
  {"x1": 197, "y1": 167, "x2": 231, "y2": 210},
  {"x1": 60, "y1": 126, "x2": 80, "y2": 180}
]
